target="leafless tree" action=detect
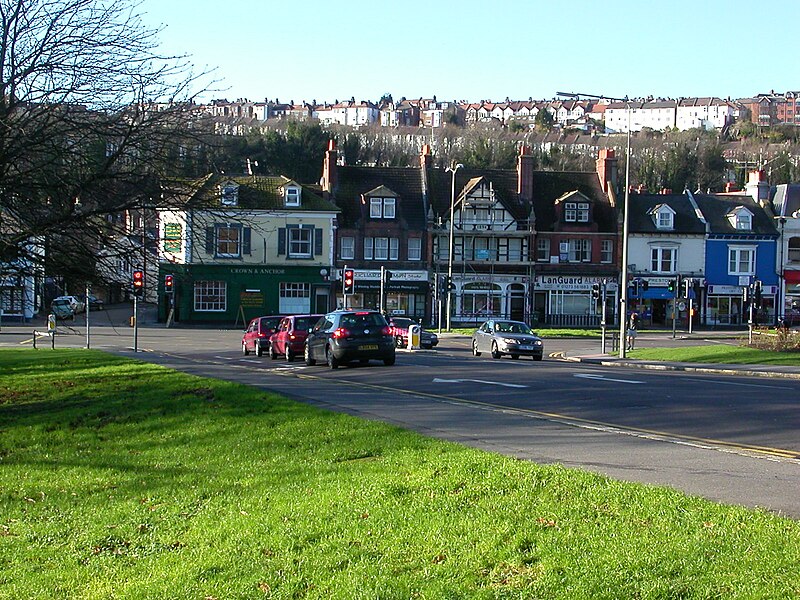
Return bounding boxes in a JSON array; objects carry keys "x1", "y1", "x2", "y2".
[{"x1": 0, "y1": 0, "x2": 212, "y2": 285}]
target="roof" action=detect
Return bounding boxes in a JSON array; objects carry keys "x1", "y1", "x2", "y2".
[
  {"x1": 694, "y1": 193, "x2": 778, "y2": 236},
  {"x1": 627, "y1": 193, "x2": 707, "y2": 234},
  {"x1": 771, "y1": 184, "x2": 800, "y2": 218},
  {"x1": 162, "y1": 174, "x2": 338, "y2": 212}
]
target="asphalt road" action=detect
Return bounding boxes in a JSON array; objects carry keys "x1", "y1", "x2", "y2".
[{"x1": 3, "y1": 316, "x2": 799, "y2": 518}]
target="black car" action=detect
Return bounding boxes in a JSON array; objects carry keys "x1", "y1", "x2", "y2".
[
  {"x1": 387, "y1": 316, "x2": 439, "y2": 349},
  {"x1": 305, "y1": 310, "x2": 396, "y2": 369}
]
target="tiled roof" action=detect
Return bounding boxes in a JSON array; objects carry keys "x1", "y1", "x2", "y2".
[
  {"x1": 695, "y1": 193, "x2": 778, "y2": 236},
  {"x1": 627, "y1": 193, "x2": 707, "y2": 234}
]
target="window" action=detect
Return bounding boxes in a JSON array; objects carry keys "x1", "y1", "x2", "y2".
[
  {"x1": 288, "y1": 227, "x2": 312, "y2": 258},
  {"x1": 656, "y1": 208, "x2": 674, "y2": 229},
  {"x1": 216, "y1": 225, "x2": 241, "y2": 258},
  {"x1": 408, "y1": 238, "x2": 422, "y2": 261},
  {"x1": 369, "y1": 197, "x2": 396, "y2": 219},
  {"x1": 567, "y1": 239, "x2": 590, "y2": 262},
  {"x1": 220, "y1": 184, "x2": 238, "y2": 206},
  {"x1": 340, "y1": 236, "x2": 355, "y2": 260},
  {"x1": 651, "y1": 247, "x2": 676, "y2": 273},
  {"x1": 728, "y1": 207, "x2": 753, "y2": 230},
  {"x1": 564, "y1": 202, "x2": 577, "y2": 222},
  {"x1": 601, "y1": 240, "x2": 613, "y2": 263},
  {"x1": 577, "y1": 202, "x2": 590, "y2": 222},
  {"x1": 364, "y1": 237, "x2": 398, "y2": 261},
  {"x1": 285, "y1": 186, "x2": 300, "y2": 206},
  {"x1": 728, "y1": 246, "x2": 755, "y2": 275},
  {"x1": 364, "y1": 237, "x2": 374, "y2": 260},
  {"x1": 788, "y1": 236, "x2": 800, "y2": 262},
  {"x1": 194, "y1": 281, "x2": 226, "y2": 312},
  {"x1": 536, "y1": 238, "x2": 550, "y2": 261},
  {"x1": 279, "y1": 282, "x2": 311, "y2": 314}
]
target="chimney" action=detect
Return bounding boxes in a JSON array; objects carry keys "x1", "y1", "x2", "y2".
[
  {"x1": 322, "y1": 139, "x2": 338, "y2": 197},
  {"x1": 595, "y1": 148, "x2": 618, "y2": 195},
  {"x1": 517, "y1": 145, "x2": 534, "y2": 202},
  {"x1": 745, "y1": 169, "x2": 769, "y2": 204},
  {"x1": 420, "y1": 144, "x2": 432, "y2": 170}
]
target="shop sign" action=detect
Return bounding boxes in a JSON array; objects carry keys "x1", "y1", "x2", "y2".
[
  {"x1": 164, "y1": 223, "x2": 182, "y2": 253},
  {"x1": 352, "y1": 270, "x2": 427, "y2": 281},
  {"x1": 240, "y1": 290, "x2": 264, "y2": 307},
  {"x1": 535, "y1": 275, "x2": 616, "y2": 291},
  {"x1": 230, "y1": 267, "x2": 287, "y2": 275}
]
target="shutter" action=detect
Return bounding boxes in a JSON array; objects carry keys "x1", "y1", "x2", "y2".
[
  {"x1": 278, "y1": 228, "x2": 286, "y2": 255},
  {"x1": 314, "y1": 227, "x2": 323, "y2": 256},
  {"x1": 242, "y1": 227, "x2": 251, "y2": 255},
  {"x1": 205, "y1": 227, "x2": 215, "y2": 255}
]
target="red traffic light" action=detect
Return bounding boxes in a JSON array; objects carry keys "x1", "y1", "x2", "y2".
[
  {"x1": 132, "y1": 270, "x2": 144, "y2": 288},
  {"x1": 343, "y1": 268, "x2": 355, "y2": 294},
  {"x1": 164, "y1": 274, "x2": 174, "y2": 291}
]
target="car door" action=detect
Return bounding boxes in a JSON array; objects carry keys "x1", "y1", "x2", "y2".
[
  {"x1": 274, "y1": 318, "x2": 290, "y2": 354},
  {"x1": 308, "y1": 315, "x2": 333, "y2": 360},
  {"x1": 476, "y1": 321, "x2": 492, "y2": 352}
]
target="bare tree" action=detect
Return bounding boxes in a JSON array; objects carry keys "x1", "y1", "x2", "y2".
[{"x1": 0, "y1": 0, "x2": 211, "y2": 286}]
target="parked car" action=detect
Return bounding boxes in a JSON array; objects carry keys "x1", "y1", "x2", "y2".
[
  {"x1": 52, "y1": 295, "x2": 85, "y2": 315},
  {"x1": 269, "y1": 314, "x2": 323, "y2": 361},
  {"x1": 471, "y1": 319, "x2": 544, "y2": 361},
  {"x1": 87, "y1": 294, "x2": 105, "y2": 310},
  {"x1": 304, "y1": 309, "x2": 395, "y2": 369},
  {"x1": 50, "y1": 297, "x2": 77, "y2": 320},
  {"x1": 242, "y1": 315, "x2": 283, "y2": 357},
  {"x1": 387, "y1": 316, "x2": 439, "y2": 349}
]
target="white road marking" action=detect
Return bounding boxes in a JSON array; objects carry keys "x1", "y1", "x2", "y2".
[
  {"x1": 433, "y1": 378, "x2": 528, "y2": 388},
  {"x1": 574, "y1": 373, "x2": 645, "y2": 384}
]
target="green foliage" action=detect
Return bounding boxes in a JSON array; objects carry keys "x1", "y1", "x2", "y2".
[
  {"x1": 534, "y1": 108, "x2": 555, "y2": 131},
  {"x1": 2, "y1": 349, "x2": 799, "y2": 598}
]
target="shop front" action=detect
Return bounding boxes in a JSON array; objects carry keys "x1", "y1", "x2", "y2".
[
  {"x1": 534, "y1": 274, "x2": 618, "y2": 328},
  {"x1": 339, "y1": 270, "x2": 429, "y2": 320},
  {"x1": 450, "y1": 274, "x2": 529, "y2": 326},
  {"x1": 706, "y1": 283, "x2": 777, "y2": 326}
]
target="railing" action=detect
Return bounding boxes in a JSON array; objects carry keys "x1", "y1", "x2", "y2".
[{"x1": 541, "y1": 314, "x2": 604, "y2": 328}]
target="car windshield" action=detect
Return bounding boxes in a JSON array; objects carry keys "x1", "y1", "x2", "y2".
[
  {"x1": 260, "y1": 317, "x2": 282, "y2": 329},
  {"x1": 294, "y1": 316, "x2": 319, "y2": 331},
  {"x1": 494, "y1": 321, "x2": 531, "y2": 334},
  {"x1": 392, "y1": 318, "x2": 414, "y2": 328}
]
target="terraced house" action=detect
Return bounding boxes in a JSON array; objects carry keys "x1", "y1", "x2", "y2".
[{"x1": 156, "y1": 175, "x2": 339, "y2": 324}]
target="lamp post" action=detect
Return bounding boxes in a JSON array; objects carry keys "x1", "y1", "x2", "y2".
[
  {"x1": 558, "y1": 91, "x2": 632, "y2": 357},
  {"x1": 775, "y1": 216, "x2": 787, "y2": 324},
  {"x1": 445, "y1": 163, "x2": 464, "y2": 331}
]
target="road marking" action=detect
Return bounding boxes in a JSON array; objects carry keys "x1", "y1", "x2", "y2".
[
  {"x1": 683, "y1": 378, "x2": 795, "y2": 390},
  {"x1": 574, "y1": 373, "x2": 645, "y2": 384},
  {"x1": 433, "y1": 377, "x2": 528, "y2": 388}
]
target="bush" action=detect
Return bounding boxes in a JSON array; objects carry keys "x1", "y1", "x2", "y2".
[{"x1": 746, "y1": 327, "x2": 800, "y2": 352}]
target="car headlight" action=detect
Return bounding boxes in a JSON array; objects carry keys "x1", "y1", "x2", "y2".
[{"x1": 534, "y1": 340, "x2": 543, "y2": 346}]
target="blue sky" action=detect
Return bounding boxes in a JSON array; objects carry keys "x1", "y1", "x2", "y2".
[{"x1": 140, "y1": 0, "x2": 799, "y2": 104}]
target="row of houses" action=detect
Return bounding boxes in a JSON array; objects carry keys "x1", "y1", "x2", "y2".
[
  {"x1": 197, "y1": 92, "x2": 800, "y2": 133},
  {"x1": 140, "y1": 144, "x2": 800, "y2": 330}
]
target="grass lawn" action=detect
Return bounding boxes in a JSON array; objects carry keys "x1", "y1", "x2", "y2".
[
  {"x1": 1, "y1": 349, "x2": 799, "y2": 599},
  {"x1": 630, "y1": 344, "x2": 800, "y2": 366}
]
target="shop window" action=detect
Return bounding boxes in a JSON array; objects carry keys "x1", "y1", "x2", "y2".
[{"x1": 194, "y1": 281, "x2": 226, "y2": 312}]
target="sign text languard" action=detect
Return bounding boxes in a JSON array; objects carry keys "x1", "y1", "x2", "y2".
[{"x1": 536, "y1": 275, "x2": 617, "y2": 291}]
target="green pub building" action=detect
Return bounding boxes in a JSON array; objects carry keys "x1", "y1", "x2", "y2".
[{"x1": 156, "y1": 175, "x2": 339, "y2": 324}]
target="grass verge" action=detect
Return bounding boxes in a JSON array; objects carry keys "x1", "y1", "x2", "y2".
[
  {"x1": 630, "y1": 344, "x2": 800, "y2": 366},
  {"x1": 1, "y1": 349, "x2": 798, "y2": 599}
]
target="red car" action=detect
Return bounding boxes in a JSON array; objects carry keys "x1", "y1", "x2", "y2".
[
  {"x1": 242, "y1": 315, "x2": 282, "y2": 357},
  {"x1": 269, "y1": 314, "x2": 323, "y2": 361}
]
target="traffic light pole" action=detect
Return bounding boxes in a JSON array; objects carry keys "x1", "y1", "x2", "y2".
[
  {"x1": 600, "y1": 281, "x2": 608, "y2": 354},
  {"x1": 133, "y1": 294, "x2": 139, "y2": 353}
]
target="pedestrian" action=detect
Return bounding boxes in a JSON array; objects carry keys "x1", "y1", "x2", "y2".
[{"x1": 626, "y1": 311, "x2": 638, "y2": 350}]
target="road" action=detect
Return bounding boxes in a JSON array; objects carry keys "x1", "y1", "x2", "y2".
[{"x1": 3, "y1": 319, "x2": 799, "y2": 518}]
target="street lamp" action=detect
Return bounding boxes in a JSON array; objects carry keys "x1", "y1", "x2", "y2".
[
  {"x1": 558, "y1": 91, "x2": 632, "y2": 357},
  {"x1": 775, "y1": 215, "x2": 787, "y2": 324},
  {"x1": 445, "y1": 162, "x2": 464, "y2": 331}
]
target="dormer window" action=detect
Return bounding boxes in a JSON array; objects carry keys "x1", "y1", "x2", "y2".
[
  {"x1": 219, "y1": 182, "x2": 239, "y2": 207},
  {"x1": 728, "y1": 206, "x2": 753, "y2": 230},
  {"x1": 564, "y1": 202, "x2": 590, "y2": 222},
  {"x1": 369, "y1": 197, "x2": 396, "y2": 219},
  {"x1": 284, "y1": 186, "x2": 300, "y2": 207},
  {"x1": 651, "y1": 204, "x2": 676, "y2": 230}
]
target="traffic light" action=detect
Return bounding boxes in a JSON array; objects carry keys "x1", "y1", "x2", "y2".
[
  {"x1": 132, "y1": 269, "x2": 144, "y2": 298},
  {"x1": 742, "y1": 285, "x2": 749, "y2": 303},
  {"x1": 447, "y1": 276, "x2": 455, "y2": 291},
  {"x1": 667, "y1": 279, "x2": 676, "y2": 294},
  {"x1": 343, "y1": 268, "x2": 355, "y2": 294},
  {"x1": 164, "y1": 274, "x2": 174, "y2": 294},
  {"x1": 640, "y1": 279, "x2": 649, "y2": 292},
  {"x1": 684, "y1": 278, "x2": 693, "y2": 298},
  {"x1": 630, "y1": 279, "x2": 639, "y2": 297},
  {"x1": 591, "y1": 283, "x2": 600, "y2": 301},
  {"x1": 753, "y1": 280, "x2": 762, "y2": 309}
]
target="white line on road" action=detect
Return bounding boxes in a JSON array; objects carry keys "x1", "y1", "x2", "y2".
[
  {"x1": 433, "y1": 378, "x2": 528, "y2": 388},
  {"x1": 574, "y1": 373, "x2": 645, "y2": 384},
  {"x1": 683, "y1": 378, "x2": 795, "y2": 390}
]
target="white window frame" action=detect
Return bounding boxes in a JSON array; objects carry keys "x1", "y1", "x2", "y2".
[
  {"x1": 656, "y1": 209, "x2": 674, "y2": 229},
  {"x1": 407, "y1": 237, "x2": 422, "y2": 261},
  {"x1": 564, "y1": 202, "x2": 577, "y2": 222},
  {"x1": 536, "y1": 237, "x2": 550, "y2": 261},
  {"x1": 577, "y1": 202, "x2": 590, "y2": 222},
  {"x1": 567, "y1": 239, "x2": 590, "y2": 262},
  {"x1": 728, "y1": 245, "x2": 755, "y2": 275},
  {"x1": 340, "y1": 236, "x2": 355, "y2": 260},
  {"x1": 601, "y1": 239, "x2": 613, "y2": 263},
  {"x1": 374, "y1": 237, "x2": 389, "y2": 260},
  {"x1": 735, "y1": 212, "x2": 752, "y2": 230},
  {"x1": 194, "y1": 281, "x2": 226, "y2": 312},
  {"x1": 369, "y1": 199, "x2": 382, "y2": 218},
  {"x1": 215, "y1": 225, "x2": 241, "y2": 258},
  {"x1": 288, "y1": 227, "x2": 312, "y2": 258},
  {"x1": 369, "y1": 197, "x2": 396, "y2": 219},
  {"x1": 364, "y1": 237, "x2": 374, "y2": 260},
  {"x1": 650, "y1": 246, "x2": 677, "y2": 273},
  {"x1": 285, "y1": 186, "x2": 301, "y2": 207}
]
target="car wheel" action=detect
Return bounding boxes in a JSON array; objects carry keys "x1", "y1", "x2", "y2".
[
  {"x1": 242, "y1": 341, "x2": 250, "y2": 356},
  {"x1": 255, "y1": 342, "x2": 263, "y2": 357},
  {"x1": 269, "y1": 343, "x2": 278, "y2": 360},
  {"x1": 285, "y1": 345, "x2": 294, "y2": 362},
  {"x1": 491, "y1": 342, "x2": 501, "y2": 359},
  {"x1": 533, "y1": 354, "x2": 543, "y2": 361},
  {"x1": 472, "y1": 340, "x2": 481, "y2": 356},
  {"x1": 304, "y1": 343, "x2": 316, "y2": 366},
  {"x1": 326, "y1": 346, "x2": 339, "y2": 370},
  {"x1": 510, "y1": 354, "x2": 519, "y2": 359}
]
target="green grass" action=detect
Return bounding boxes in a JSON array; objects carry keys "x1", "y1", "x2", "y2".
[
  {"x1": 451, "y1": 327, "x2": 604, "y2": 338},
  {"x1": 629, "y1": 344, "x2": 800, "y2": 366},
  {"x1": 1, "y1": 349, "x2": 799, "y2": 599}
]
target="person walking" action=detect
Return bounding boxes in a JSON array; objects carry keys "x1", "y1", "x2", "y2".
[{"x1": 626, "y1": 311, "x2": 638, "y2": 350}]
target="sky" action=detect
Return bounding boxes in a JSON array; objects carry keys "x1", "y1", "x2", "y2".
[{"x1": 140, "y1": 0, "x2": 799, "y2": 105}]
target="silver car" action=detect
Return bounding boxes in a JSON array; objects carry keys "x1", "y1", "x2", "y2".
[{"x1": 471, "y1": 319, "x2": 544, "y2": 361}]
